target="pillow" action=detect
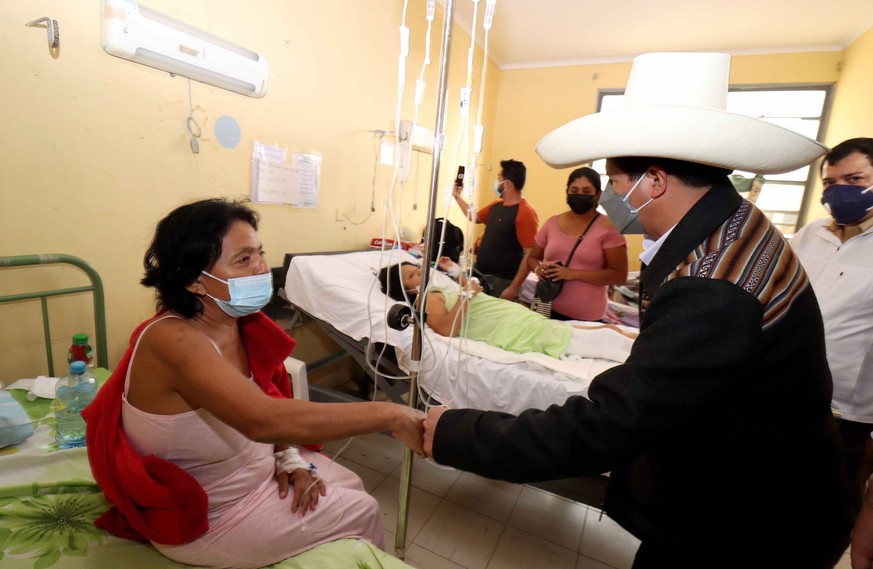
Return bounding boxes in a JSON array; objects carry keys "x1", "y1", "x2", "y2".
[{"x1": 0, "y1": 390, "x2": 34, "y2": 448}]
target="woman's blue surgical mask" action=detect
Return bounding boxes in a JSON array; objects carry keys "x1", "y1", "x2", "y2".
[
  {"x1": 599, "y1": 176, "x2": 654, "y2": 234},
  {"x1": 493, "y1": 179, "x2": 505, "y2": 198},
  {"x1": 201, "y1": 271, "x2": 273, "y2": 317},
  {"x1": 821, "y1": 183, "x2": 873, "y2": 225}
]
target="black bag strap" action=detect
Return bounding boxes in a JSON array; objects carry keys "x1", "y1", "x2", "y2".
[{"x1": 563, "y1": 213, "x2": 600, "y2": 266}]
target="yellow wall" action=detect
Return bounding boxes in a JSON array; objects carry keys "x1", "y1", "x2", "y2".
[
  {"x1": 490, "y1": 51, "x2": 843, "y2": 263},
  {"x1": 1, "y1": 0, "x2": 869, "y2": 385},
  {"x1": 0, "y1": 0, "x2": 499, "y2": 383}
]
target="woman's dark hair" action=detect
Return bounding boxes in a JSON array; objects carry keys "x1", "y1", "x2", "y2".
[
  {"x1": 566, "y1": 166, "x2": 602, "y2": 193},
  {"x1": 610, "y1": 156, "x2": 732, "y2": 188},
  {"x1": 378, "y1": 262, "x2": 417, "y2": 302},
  {"x1": 141, "y1": 198, "x2": 260, "y2": 317}
]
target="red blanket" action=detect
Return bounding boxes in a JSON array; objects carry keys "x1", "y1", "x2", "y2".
[{"x1": 82, "y1": 312, "x2": 295, "y2": 545}]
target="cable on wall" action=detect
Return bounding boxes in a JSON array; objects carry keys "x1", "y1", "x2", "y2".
[{"x1": 186, "y1": 79, "x2": 202, "y2": 154}]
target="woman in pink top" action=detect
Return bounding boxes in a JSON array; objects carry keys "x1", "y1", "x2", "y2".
[{"x1": 527, "y1": 167, "x2": 628, "y2": 321}]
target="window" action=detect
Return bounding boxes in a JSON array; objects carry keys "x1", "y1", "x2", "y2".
[{"x1": 593, "y1": 86, "x2": 832, "y2": 236}]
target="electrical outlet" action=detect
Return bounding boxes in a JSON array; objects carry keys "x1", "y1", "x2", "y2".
[{"x1": 335, "y1": 208, "x2": 343, "y2": 222}]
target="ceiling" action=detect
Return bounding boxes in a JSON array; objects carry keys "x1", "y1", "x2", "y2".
[{"x1": 448, "y1": 0, "x2": 873, "y2": 69}]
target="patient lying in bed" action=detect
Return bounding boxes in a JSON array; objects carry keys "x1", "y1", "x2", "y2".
[{"x1": 378, "y1": 262, "x2": 635, "y2": 363}]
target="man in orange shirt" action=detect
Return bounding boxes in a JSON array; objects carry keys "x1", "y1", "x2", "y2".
[{"x1": 452, "y1": 159, "x2": 538, "y2": 299}]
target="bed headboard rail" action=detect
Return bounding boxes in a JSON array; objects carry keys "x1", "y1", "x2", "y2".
[{"x1": 0, "y1": 254, "x2": 108, "y2": 374}]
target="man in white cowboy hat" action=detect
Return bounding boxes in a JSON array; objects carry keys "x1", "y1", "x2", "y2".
[{"x1": 422, "y1": 52, "x2": 852, "y2": 568}]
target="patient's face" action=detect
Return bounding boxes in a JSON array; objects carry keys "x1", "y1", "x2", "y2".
[
  {"x1": 401, "y1": 265, "x2": 422, "y2": 292},
  {"x1": 205, "y1": 221, "x2": 268, "y2": 282}
]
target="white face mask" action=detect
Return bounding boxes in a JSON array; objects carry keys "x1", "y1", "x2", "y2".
[
  {"x1": 201, "y1": 271, "x2": 273, "y2": 317},
  {"x1": 493, "y1": 179, "x2": 505, "y2": 197}
]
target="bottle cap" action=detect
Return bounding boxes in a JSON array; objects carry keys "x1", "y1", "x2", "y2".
[
  {"x1": 72, "y1": 333, "x2": 90, "y2": 345},
  {"x1": 70, "y1": 361, "x2": 87, "y2": 374}
]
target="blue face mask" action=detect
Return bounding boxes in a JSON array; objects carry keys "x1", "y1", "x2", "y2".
[
  {"x1": 821, "y1": 183, "x2": 873, "y2": 225},
  {"x1": 493, "y1": 179, "x2": 505, "y2": 198},
  {"x1": 599, "y1": 177, "x2": 654, "y2": 234},
  {"x1": 201, "y1": 271, "x2": 273, "y2": 317}
]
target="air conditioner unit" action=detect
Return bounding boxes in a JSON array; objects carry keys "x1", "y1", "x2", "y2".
[
  {"x1": 397, "y1": 120, "x2": 435, "y2": 154},
  {"x1": 101, "y1": 0, "x2": 269, "y2": 98}
]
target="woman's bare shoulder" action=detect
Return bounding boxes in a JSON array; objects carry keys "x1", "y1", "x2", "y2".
[
  {"x1": 137, "y1": 315, "x2": 215, "y2": 359},
  {"x1": 126, "y1": 316, "x2": 223, "y2": 412},
  {"x1": 546, "y1": 214, "x2": 564, "y2": 227},
  {"x1": 142, "y1": 314, "x2": 196, "y2": 336}
]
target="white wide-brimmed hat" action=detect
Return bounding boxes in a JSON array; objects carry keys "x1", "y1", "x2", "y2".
[{"x1": 535, "y1": 52, "x2": 827, "y2": 174}]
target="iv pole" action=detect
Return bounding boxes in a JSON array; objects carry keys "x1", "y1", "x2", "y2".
[{"x1": 394, "y1": 0, "x2": 457, "y2": 558}]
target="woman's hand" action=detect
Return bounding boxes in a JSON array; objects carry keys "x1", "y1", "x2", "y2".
[
  {"x1": 466, "y1": 278, "x2": 484, "y2": 296},
  {"x1": 458, "y1": 276, "x2": 483, "y2": 297},
  {"x1": 438, "y1": 256, "x2": 461, "y2": 278},
  {"x1": 541, "y1": 262, "x2": 570, "y2": 282},
  {"x1": 391, "y1": 405, "x2": 426, "y2": 455},
  {"x1": 276, "y1": 467, "x2": 326, "y2": 515}
]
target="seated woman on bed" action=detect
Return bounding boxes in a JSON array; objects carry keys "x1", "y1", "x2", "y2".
[
  {"x1": 378, "y1": 262, "x2": 636, "y2": 363},
  {"x1": 84, "y1": 198, "x2": 424, "y2": 569}
]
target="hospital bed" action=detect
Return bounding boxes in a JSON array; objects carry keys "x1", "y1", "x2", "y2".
[
  {"x1": 270, "y1": 250, "x2": 412, "y2": 405},
  {"x1": 281, "y1": 250, "x2": 629, "y2": 509},
  {"x1": 281, "y1": 249, "x2": 626, "y2": 416},
  {"x1": 0, "y1": 254, "x2": 413, "y2": 569}
]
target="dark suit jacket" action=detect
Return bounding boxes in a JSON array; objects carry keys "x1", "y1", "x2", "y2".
[{"x1": 433, "y1": 182, "x2": 852, "y2": 567}]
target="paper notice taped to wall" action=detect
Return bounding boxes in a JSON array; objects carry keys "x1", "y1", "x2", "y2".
[{"x1": 251, "y1": 141, "x2": 320, "y2": 208}]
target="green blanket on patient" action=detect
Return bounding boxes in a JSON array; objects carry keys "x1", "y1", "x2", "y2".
[{"x1": 439, "y1": 287, "x2": 572, "y2": 358}]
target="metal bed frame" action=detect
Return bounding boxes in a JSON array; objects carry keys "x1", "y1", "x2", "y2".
[
  {"x1": 266, "y1": 251, "x2": 410, "y2": 406},
  {"x1": 270, "y1": 251, "x2": 609, "y2": 511},
  {"x1": 0, "y1": 254, "x2": 108, "y2": 376}
]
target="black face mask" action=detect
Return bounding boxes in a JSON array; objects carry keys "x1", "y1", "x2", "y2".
[{"x1": 567, "y1": 193, "x2": 596, "y2": 215}]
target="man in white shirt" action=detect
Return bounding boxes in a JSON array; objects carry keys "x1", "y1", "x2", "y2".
[{"x1": 790, "y1": 137, "x2": 873, "y2": 520}]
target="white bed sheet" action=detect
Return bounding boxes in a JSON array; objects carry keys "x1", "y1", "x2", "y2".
[{"x1": 283, "y1": 250, "x2": 621, "y2": 415}]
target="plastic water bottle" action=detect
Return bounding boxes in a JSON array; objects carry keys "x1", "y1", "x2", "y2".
[
  {"x1": 67, "y1": 333, "x2": 94, "y2": 368},
  {"x1": 54, "y1": 360, "x2": 97, "y2": 448}
]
